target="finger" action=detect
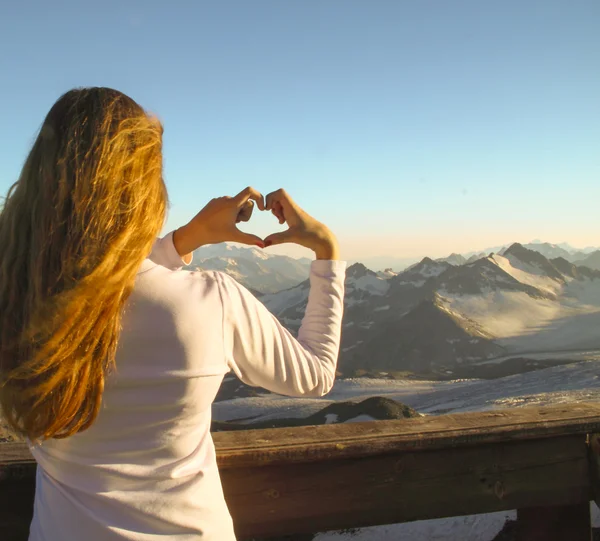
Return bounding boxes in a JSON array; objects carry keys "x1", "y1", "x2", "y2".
[
  {"x1": 231, "y1": 228, "x2": 265, "y2": 248},
  {"x1": 236, "y1": 200, "x2": 254, "y2": 223},
  {"x1": 273, "y1": 201, "x2": 284, "y2": 219},
  {"x1": 234, "y1": 186, "x2": 265, "y2": 211},
  {"x1": 265, "y1": 189, "x2": 286, "y2": 211},
  {"x1": 263, "y1": 229, "x2": 296, "y2": 247},
  {"x1": 271, "y1": 209, "x2": 283, "y2": 224},
  {"x1": 270, "y1": 201, "x2": 283, "y2": 219},
  {"x1": 271, "y1": 208, "x2": 285, "y2": 225},
  {"x1": 265, "y1": 188, "x2": 298, "y2": 215},
  {"x1": 265, "y1": 191, "x2": 276, "y2": 211}
]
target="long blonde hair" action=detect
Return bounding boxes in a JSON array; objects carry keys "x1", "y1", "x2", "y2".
[{"x1": 0, "y1": 87, "x2": 167, "y2": 441}]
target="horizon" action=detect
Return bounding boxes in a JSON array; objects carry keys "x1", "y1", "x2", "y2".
[
  {"x1": 1, "y1": 1, "x2": 598, "y2": 261},
  {"x1": 203, "y1": 236, "x2": 599, "y2": 271}
]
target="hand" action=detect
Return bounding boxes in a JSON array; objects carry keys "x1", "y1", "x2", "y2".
[
  {"x1": 264, "y1": 189, "x2": 340, "y2": 260},
  {"x1": 173, "y1": 187, "x2": 266, "y2": 258}
]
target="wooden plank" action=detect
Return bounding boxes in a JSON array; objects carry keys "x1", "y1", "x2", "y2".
[
  {"x1": 0, "y1": 444, "x2": 36, "y2": 482},
  {"x1": 214, "y1": 403, "x2": 600, "y2": 468},
  {"x1": 516, "y1": 503, "x2": 591, "y2": 541},
  {"x1": 3, "y1": 405, "x2": 600, "y2": 472},
  {"x1": 0, "y1": 436, "x2": 592, "y2": 541},
  {"x1": 222, "y1": 435, "x2": 591, "y2": 538}
]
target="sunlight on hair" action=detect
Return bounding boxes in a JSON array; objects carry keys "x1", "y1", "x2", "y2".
[{"x1": 0, "y1": 87, "x2": 167, "y2": 441}]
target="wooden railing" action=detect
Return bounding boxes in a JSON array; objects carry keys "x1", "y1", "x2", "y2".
[{"x1": 3, "y1": 403, "x2": 600, "y2": 540}]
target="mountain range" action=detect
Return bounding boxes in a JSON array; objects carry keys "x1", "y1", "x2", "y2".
[
  {"x1": 185, "y1": 242, "x2": 600, "y2": 297},
  {"x1": 181, "y1": 239, "x2": 600, "y2": 378},
  {"x1": 259, "y1": 243, "x2": 600, "y2": 378},
  {"x1": 350, "y1": 241, "x2": 599, "y2": 273},
  {"x1": 438, "y1": 243, "x2": 600, "y2": 270}
]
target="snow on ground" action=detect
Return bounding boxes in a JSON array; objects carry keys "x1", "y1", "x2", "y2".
[
  {"x1": 438, "y1": 287, "x2": 600, "y2": 352},
  {"x1": 500, "y1": 309, "x2": 600, "y2": 352},
  {"x1": 418, "y1": 262, "x2": 449, "y2": 278},
  {"x1": 314, "y1": 511, "x2": 516, "y2": 541},
  {"x1": 439, "y1": 289, "x2": 563, "y2": 338},
  {"x1": 477, "y1": 348, "x2": 600, "y2": 365},
  {"x1": 213, "y1": 360, "x2": 600, "y2": 422},
  {"x1": 434, "y1": 255, "x2": 600, "y2": 353},
  {"x1": 564, "y1": 276, "x2": 600, "y2": 307},
  {"x1": 491, "y1": 254, "x2": 563, "y2": 296},
  {"x1": 346, "y1": 274, "x2": 390, "y2": 295},
  {"x1": 313, "y1": 506, "x2": 600, "y2": 541}
]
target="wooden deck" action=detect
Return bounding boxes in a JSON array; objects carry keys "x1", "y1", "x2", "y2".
[{"x1": 3, "y1": 403, "x2": 600, "y2": 540}]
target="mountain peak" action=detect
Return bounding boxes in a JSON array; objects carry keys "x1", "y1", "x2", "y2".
[
  {"x1": 397, "y1": 258, "x2": 452, "y2": 283},
  {"x1": 550, "y1": 257, "x2": 578, "y2": 278},
  {"x1": 437, "y1": 253, "x2": 467, "y2": 266},
  {"x1": 504, "y1": 242, "x2": 525, "y2": 254},
  {"x1": 347, "y1": 262, "x2": 376, "y2": 278},
  {"x1": 503, "y1": 243, "x2": 565, "y2": 282}
]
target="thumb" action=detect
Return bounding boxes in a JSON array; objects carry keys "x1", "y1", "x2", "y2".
[
  {"x1": 263, "y1": 229, "x2": 295, "y2": 247},
  {"x1": 232, "y1": 228, "x2": 265, "y2": 248}
]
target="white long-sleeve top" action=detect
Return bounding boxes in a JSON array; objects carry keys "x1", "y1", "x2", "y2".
[{"x1": 27, "y1": 232, "x2": 346, "y2": 541}]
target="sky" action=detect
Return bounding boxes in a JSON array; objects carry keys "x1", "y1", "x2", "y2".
[{"x1": 0, "y1": 0, "x2": 599, "y2": 264}]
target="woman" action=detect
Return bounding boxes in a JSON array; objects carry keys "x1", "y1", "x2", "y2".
[{"x1": 0, "y1": 88, "x2": 346, "y2": 540}]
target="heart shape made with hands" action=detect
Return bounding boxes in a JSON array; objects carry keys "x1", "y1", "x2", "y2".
[
  {"x1": 235, "y1": 195, "x2": 287, "y2": 248},
  {"x1": 177, "y1": 186, "x2": 335, "y2": 258}
]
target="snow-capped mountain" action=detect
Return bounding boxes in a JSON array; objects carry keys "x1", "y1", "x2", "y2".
[
  {"x1": 345, "y1": 263, "x2": 390, "y2": 304},
  {"x1": 447, "y1": 242, "x2": 599, "y2": 270},
  {"x1": 260, "y1": 262, "x2": 391, "y2": 330},
  {"x1": 344, "y1": 242, "x2": 599, "y2": 274},
  {"x1": 186, "y1": 243, "x2": 312, "y2": 294},
  {"x1": 262, "y1": 243, "x2": 600, "y2": 377},
  {"x1": 400, "y1": 257, "x2": 452, "y2": 285}
]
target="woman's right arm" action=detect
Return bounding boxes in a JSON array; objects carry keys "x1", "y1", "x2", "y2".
[
  {"x1": 217, "y1": 258, "x2": 345, "y2": 397},
  {"x1": 174, "y1": 187, "x2": 346, "y2": 396},
  {"x1": 218, "y1": 189, "x2": 346, "y2": 396}
]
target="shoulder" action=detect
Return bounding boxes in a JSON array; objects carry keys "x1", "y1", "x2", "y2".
[{"x1": 133, "y1": 264, "x2": 227, "y2": 300}]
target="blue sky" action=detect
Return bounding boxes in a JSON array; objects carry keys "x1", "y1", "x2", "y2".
[{"x1": 1, "y1": 0, "x2": 598, "y2": 262}]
